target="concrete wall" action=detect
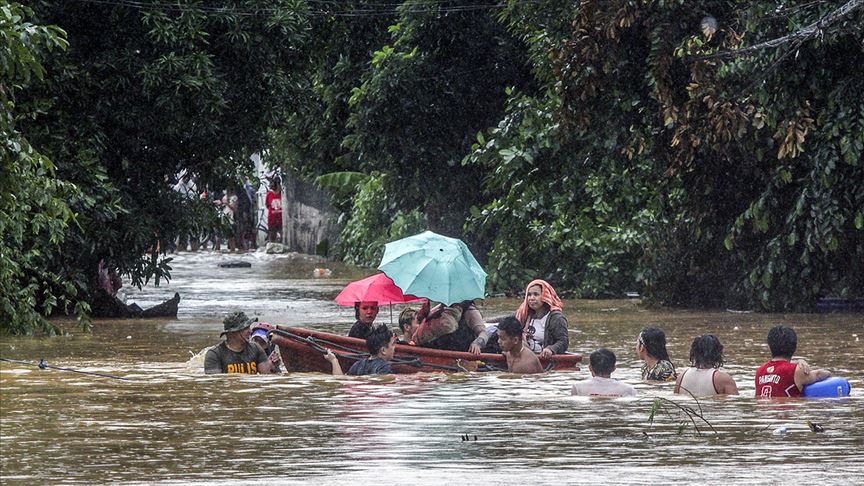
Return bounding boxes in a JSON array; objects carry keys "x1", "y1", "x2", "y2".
[
  {"x1": 253, "y1": 152, "x2": 338, "y2": 256},
  {"x1": 281, "y1": 172, "x2": 339, "y2": 255}
]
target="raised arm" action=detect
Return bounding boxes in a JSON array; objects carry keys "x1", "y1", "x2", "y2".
[
  {"x1": 324, "y1": 350, "x2": 344, "y2": 375},
  {"x1": 254, "y1": 344, "x2": 276, "y2": 374}
]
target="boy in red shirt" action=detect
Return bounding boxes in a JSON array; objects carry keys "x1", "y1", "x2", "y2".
[
  {"x1": 755, "y1": 325, "x2": 830, "y2": 398},
  {"x1": 265, "y1": 179, "x2": 283, "y2": 242}
]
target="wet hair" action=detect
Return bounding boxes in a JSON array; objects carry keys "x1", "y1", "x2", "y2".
[
  {"x1": 689, "y1": 334, "x2": 725, "y2": 369},
  {"x1": 767, "y1": 325, "x2": 797, "y2": 359},
  {"x1": 589, "y1": 348, "x2": 616, "y2": 376},
  {"x1": 398, "y1": 308, "x2": 416, "y2": 333},
  {"x1": 638, "y1": 326, "x2": 672, "y2": 361},
  {"x1": 366, "y1": 324, "x2": 394, "y2": 356},
  {"x1": 497, "y1": 316, "x2": 523, "y2": 338}
]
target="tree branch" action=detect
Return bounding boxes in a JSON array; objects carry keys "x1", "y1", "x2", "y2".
[{"x1": 687, "y1": 0, "x2": 864, "y2": 62}]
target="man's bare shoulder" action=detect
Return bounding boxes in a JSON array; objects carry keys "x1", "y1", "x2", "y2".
[{"x1": 511, "y1": 347, "x2": 542, "y2": 374}]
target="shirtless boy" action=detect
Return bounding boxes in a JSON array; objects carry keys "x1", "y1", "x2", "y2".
[{"x1": 498, "y1": 316, "x2": 543, "y2": 374}]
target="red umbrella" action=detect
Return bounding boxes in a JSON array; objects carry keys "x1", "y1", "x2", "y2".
[{"x1": 334, "y1": 273, "x2": 425, "y2": 306}]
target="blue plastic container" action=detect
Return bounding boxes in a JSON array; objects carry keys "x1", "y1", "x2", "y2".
[{"x1": 802, "y1": 377, "x2": 851, "y2": 397}]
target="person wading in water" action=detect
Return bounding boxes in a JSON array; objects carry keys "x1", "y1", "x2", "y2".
[{"x1": 204, "y1": 311, "x2": 278, "y2": 374}]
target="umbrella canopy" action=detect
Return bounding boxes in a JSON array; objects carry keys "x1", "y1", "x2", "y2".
[
  {"x1": 378, "y1": 231, "x2": 487, "y2": 305},
  {"x1": 334, "y1": 272, "x2": 425, "y2": 306}
]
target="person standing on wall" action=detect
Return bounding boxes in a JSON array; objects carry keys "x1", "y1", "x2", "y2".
[{"x1": 266, "y1": 179, "x2": 283, "y2": 243}]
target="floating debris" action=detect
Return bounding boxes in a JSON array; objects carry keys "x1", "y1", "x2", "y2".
[
  {"x1": 312, "y1": 268, "x2": 332, "y2": 277},
  {"x1": 219, "y1": 261, "x2": 252, "y2": 268}
]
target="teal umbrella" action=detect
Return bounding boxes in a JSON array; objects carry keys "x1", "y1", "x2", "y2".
[{"x1": 378, "y1": 231, "x2": 487, "y2": 305}]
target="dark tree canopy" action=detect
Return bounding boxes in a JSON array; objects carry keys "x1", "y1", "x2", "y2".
[{"x1": 3, "y1": 0, "x2": 862, "y2": 334}]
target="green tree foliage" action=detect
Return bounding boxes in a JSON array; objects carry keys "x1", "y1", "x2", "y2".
[
  {"x1": 464, "y1": 89, "x2": 659, "y2": 296},
  {"x1": 271, "y1": 1, "x2": 396, "y2": 184},
  {"x1": 471, "y1": 0, "x2": 863, "y2": 308},
  {"x1": 671, "y1": 0, "x2": 864, "y2": 310},
  {"x1": 338, "y1": 174, "x2": 426, "y2": 265},
  {"x1": 271, "y1": 1, "x2": 534, "y2": 266},
  {"x1": 5, "y1": 0, "x2": 861, "y2": 327},
  {"x1": 337, "y1": 0, "x2": 534, "y2": 259},
  {"x1": 16, "y1": 1, "x2": 310, "y2": 319},
  {"x1": 1, "y1": 2, "x2": 78, "y2": 334},
  {"x1": 464, "y1": 0, "x2": 668, "y2": 296}
]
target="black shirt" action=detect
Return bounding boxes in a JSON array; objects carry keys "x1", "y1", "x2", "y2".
[
  {"x1": 348, "y1": 320, "x2": 372, "y2": 339},
  {"x1": 348, "y1": 357, "x2": 394, "y2": 375},
  {"x1": 204, "y1": 341, "x2": 267, "y2": 374}
]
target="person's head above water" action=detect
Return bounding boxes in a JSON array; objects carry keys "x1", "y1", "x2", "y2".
[
  {"x1": 689, "y1": 334, "x2": 725, "y2": 369},
  {"x1": 637, "y1": 326, "x2": 671, "y2": 361},
  {"x1": 515, "y1": 279, "x2": 563, "y2": 324},
  {"x1": 251, "y1": 328, "x2": 269, "y2": 348},
  {"x1": 366, "y1": 324, "x2": 396, "y2": 360},
  {"x1": 222, "y1": 311, "x2": 256, "y2": 337},
  {"x1": 589, "y1": 348, "x2": 616, "y2": 378},
  {"x1": 354, "y1": 301, "x2": 380, "y2": 326},
  {"x1": 497, "y1": 316, "x2": 524, "y2": 353},
  {"x1": 398, "y1": 307, "x2": 417, "y2": 335},
  {"x1": 767, "y1": 325, "x2": 797, "y2": 359}
]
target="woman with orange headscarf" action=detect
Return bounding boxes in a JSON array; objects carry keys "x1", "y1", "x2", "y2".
[{"x1": 514, "y1": 279, "x2": 570, "y2": 358}]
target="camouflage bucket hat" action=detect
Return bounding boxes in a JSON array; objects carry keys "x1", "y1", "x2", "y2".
[{"x1": 221, "y1": 311, "x2": 257, "y2": 335}]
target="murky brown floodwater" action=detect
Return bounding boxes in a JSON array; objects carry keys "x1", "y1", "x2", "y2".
[{"x1": 1, "y1": 252, "x2": 862, "y2": 484}]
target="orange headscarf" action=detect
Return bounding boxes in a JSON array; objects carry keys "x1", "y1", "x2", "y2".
[{"x1": 515, "y1": 279, "x2": 563, "y2": 325}]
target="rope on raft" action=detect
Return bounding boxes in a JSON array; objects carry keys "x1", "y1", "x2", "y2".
[
  {"x1": 0, "y1": 356, "x2": 132, "y2": 381},
  {"x1": 270, "y1": 328, "x2": 498, "y2": 372}
]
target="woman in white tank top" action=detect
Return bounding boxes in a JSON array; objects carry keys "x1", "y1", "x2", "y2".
[{"x1": 674, "y1": 334, "x2": 739, "y2": 397}]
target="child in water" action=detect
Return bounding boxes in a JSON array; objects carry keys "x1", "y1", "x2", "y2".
[
  {"x1": 497, "y1": 316, "x2": 542, "y2": 374},
  {"x1": 325, "y1": 324, "x2": 396, "y2": 376}
]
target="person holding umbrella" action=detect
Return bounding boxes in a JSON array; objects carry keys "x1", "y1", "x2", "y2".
[
  {"x1": 335, "y1": 272, "x2": 423, "y2": 340},
  {"x1": 377, "y1": 231, "x2": 489, "y2": 354},
  {"x1": 408, "y1": 299, "x2": 487, "y2": 354}
]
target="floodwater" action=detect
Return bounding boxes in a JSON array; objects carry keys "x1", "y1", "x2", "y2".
[{"x1": 1, "y1": 252, "x2": 862, "y2": 485}]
